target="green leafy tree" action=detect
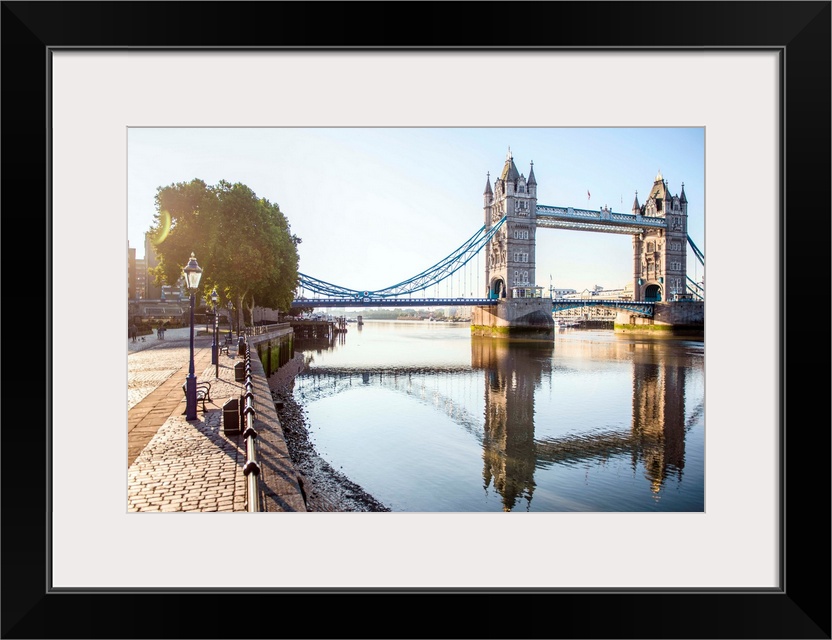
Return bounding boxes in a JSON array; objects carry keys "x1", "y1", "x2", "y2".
[
  {"x1": 148, "y1": 179, "x2": 300, "y2": 325},
  {"x1": 286, "y1": 305, "x2": 314, "y2": 319}
]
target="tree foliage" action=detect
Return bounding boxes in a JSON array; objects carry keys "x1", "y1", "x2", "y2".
[{"x1": 148, "y1": 179, "x2": 300, "y2": 321}]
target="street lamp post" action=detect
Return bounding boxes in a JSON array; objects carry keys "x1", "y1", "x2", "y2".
[
  {"x1": 210, "y1": 288, "x2": 218, "y2": 367},
  {"x1": 211, "y1": 288, "x2": 219, "y2": 377},
  {"x1": 183, "y1": 252, "x2": 203, "y2": 421},
  {"x1": 227, "y1": 301, "x2": 234, "y2": 339}
]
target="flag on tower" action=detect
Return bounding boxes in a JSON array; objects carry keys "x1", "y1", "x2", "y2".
[{"x1": 587, "y1": 190, "x2": 591, "y2": 200}]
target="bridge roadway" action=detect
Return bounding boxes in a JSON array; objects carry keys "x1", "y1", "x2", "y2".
[
  {"x1": 292, "y1": 296, "x2": 498, "y2": 308},
  {"x1": 291, "y1": 296, "x2": 656, "y2": 316},
  {"x1": 127, "y1": 328, "x2": 306, "y2": 512}
]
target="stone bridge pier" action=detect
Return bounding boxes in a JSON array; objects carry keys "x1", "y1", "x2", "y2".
[
  {"x1": 614, "y1": 301, "x2": 704, "y2": 335},
  {"x1": 471, "y1": 298, "x2": 554, "y2": 338}
]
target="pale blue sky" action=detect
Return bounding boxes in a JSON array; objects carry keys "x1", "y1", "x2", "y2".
[{"x1": 128, "y1": 127, "x2": 704, "y2": 295}]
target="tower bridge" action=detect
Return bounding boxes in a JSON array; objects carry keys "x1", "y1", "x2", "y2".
[{"x1": 293, "y1": 149, "x2": 704, "y2": 336}]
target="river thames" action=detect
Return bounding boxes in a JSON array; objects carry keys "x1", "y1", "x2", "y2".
[{"x1": 291, "y1": 319, "x2": 704, "y2": 513}]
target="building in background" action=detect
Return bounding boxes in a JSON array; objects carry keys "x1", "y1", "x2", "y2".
[
  {"x1": 128, "y1": 246, "x2": 137, "y2": 300},
  {"x1": 128, "y1": 239, "x2": 189, "y2": 327},
  {"x1": 143, "y1": 232, "x2": 161, "y2": 300},
  {"x1": 549, "y1": 287, "x2": 577, "y2": 299},
  {"x1": 562, "y1": 284, "x2": 633, "y2": 301},
  {"x1": 135, "y1": 258, "x2": 147, "y2": 299},
  {"x1": 554, "y1": 283, "x2": 635, "y2": 324}
]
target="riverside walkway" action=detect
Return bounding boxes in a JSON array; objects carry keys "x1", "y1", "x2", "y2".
[{"x1": 127, "y1": 327, "x2": 306, "y2": 512}]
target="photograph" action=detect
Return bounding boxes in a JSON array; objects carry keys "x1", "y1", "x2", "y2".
[{"x1": 126, "y1": 126, "x2": 707, "y2": 515}]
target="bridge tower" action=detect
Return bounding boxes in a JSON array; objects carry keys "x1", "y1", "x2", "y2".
[
  {"x1": 631, "y1": 171, "x2": 689, "y2": 302},
  {"x1": 472, "y1": 149, "x2": 554, "y2": 338}
]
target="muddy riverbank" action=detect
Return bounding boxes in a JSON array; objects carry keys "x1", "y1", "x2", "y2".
[{"x1": 269, "y1": 354, "x2": 390, "y2": 512}]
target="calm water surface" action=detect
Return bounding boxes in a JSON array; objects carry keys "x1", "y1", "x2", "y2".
[{"x1": 292, "y1": 320, "x2": 704, "y2": 512}]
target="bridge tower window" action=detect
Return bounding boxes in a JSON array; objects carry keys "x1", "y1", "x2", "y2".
[{"x1": 512, "y1": 270, "x2": 529, "y2": 285}]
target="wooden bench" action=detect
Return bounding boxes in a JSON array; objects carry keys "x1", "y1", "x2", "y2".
[
  {"x1": 219, "y1": 334, "x2": 233, "y2": 356},
  {"x1": 182, "y1": 380, "x2": 212, "y2": 411}
]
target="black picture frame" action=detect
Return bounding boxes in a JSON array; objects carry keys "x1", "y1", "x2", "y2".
[{"x1": 2, "y1": 2, "x2": 829, "y2": 638}]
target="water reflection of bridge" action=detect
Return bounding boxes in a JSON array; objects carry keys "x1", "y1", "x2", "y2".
[
  {"x1": 293, "y1": 368, "x2": 486, "y2": 442},
  {"x1": 293, "y1": 338, "x2": 701, "y2": 511},
  {"x1": 473, "y1": 338, "x2": 699, "y2": 510}
]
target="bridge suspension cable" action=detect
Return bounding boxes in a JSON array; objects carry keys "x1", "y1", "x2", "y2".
[
  {"x1": 686, "y1": 275, "x2": 704, "y2": 300},
  {"x1": 298, "y1": 216, "x2": 507, "y2": 299},
  {"x1": 687, "y1": 234, "x2": 704, "y2": 266}
]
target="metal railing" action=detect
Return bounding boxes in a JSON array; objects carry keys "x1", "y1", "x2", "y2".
[
  {"x1": 242, "y1": 323, "x2": 290, "y2": 337},
  {"x1": 239, "y1": 343, "x2": 261, "y2": 512}
]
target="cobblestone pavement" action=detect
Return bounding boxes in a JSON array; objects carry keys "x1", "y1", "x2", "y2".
[
  {"x1": 128, "y1": 344, "x2": 193, "y2": 410},
  {"x1": 127, "y1": 327, "x2": 222, "y2": 409},
  {"x1": 127, "y1": 409, "x2": 247, "y2": 512},
  {"x1": 127, "y1": 330, "x2": 253, "y2": 512}
]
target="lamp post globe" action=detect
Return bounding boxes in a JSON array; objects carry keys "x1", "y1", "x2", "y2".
[{"x1": 183, "y1": 252, "x2": 203, "y2": 421}]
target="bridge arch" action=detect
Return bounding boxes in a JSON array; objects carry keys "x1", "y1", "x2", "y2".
[
  {"x1": 490, "y1": 277, "x2": 506, "y2": 299},
  {"x1": 644, "y1": 284, "x2": 662, "y2": 302}
]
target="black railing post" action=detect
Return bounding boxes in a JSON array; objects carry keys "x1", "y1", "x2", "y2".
[{"x1": 240, "y1": 344, "x2": 261, "y2": 512}]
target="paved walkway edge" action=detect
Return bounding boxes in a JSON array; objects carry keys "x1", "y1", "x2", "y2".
[{"x1": 245, "y1": 340, "x2": 307, "y2": 512}]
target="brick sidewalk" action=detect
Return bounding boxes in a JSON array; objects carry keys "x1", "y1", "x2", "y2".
[{"x1": 126, "y1": 334, "x2": 306, "y2": 512}]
